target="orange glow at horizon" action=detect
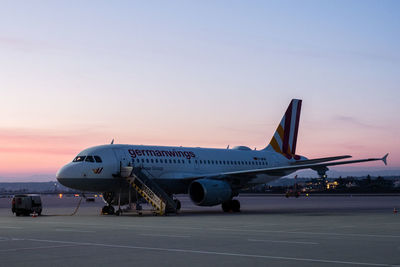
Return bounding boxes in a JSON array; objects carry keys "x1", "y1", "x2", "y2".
[{"x1": 0, "y1": 123, "x2": 397, "y2": 178}]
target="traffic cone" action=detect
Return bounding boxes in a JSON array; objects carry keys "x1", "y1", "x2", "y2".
[{"x1": 393, "y1": 208, "x2": 397, "y2": 214}]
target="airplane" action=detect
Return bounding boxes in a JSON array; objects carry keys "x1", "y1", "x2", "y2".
[{"x1": 56, "y1": 99, "x2": 388, "y2": 214}]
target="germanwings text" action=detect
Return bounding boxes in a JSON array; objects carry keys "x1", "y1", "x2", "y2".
[{"x1": 128, "y1": 149, "x2": 196, "y2": 160}]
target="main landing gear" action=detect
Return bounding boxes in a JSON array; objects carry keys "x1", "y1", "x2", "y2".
[
  {"x1": 102, "y1": 205, "x2": 115, "y2": 215},
  {"x1": 174, "y1": 198, "x2": 181, "y2": 211},
  {"x1": 222, "y1": 199, "x2": 240, "y2": 213}
]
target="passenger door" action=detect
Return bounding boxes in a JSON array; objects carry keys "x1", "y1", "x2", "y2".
[{"x1": 112, "y1": 148, "x2": 131, "y2": 168}]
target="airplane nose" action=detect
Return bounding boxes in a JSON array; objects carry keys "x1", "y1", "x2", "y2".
[
  {"x1": 56, "y1": 164, "x2": 76, "y2": 187},
  {"x1": 56, "y1": 165, "x2": 67, "y2": 180}
]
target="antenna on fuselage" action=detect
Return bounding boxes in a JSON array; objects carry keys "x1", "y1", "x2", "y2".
[
  {"x1": 227, "y1": 145, "x2": 230, "y2": 149},
  {"x1": 111, "y1": 139, "x2": 114, "y2": 145}
]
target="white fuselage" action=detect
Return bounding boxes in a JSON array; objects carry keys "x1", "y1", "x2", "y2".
[{"x1": 56, "y1": 144, "x2": 304, "y2": 194}]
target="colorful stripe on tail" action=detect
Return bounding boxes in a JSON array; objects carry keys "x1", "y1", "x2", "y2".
[{"x1": 266, "y1": 99, "x2": 302, "y2": 160}]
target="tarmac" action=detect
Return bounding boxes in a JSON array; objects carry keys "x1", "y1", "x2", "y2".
[{"x1": 0, "y1": 194, "x2": 400, "y2": 267}]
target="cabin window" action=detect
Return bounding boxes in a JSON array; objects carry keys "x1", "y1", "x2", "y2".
[
  {"x1": 155, "y1": 159, "x2": 158, "y2": 163},
  {"x1": 223, "y1": 161, "x2": 226, "y2": 164},
  {"x1": 188, "y1": 160, "x2": 191, "y2": 164},
  {"x1": 173, "y1": 159, "x2": 176, "y2": 163},
  {"x1": 211, "y1": 160, "x2": 214, "y2": 164},
  {"x1": 177, "y1": 159, "x2": 180, "y2": 163},
  {"x1": 169, "y1": 159, "x2": 172, "y2": 163},
  {"x1": 146, "y1": 159, "x2": 149, "y2": 163},
  {"x1": 160, "y1": 159, "x2": 163, "y2": 163},
  {"x1": 94, "y1": 156, "x2": 102, "y2": 163},
  {"x1": 151, "y1": 159, "x2": 154, "y2": 163}
]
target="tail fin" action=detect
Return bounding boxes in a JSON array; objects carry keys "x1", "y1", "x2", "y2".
[{"x1": 264, "y1": 99, "x2": 302, "y2": 159}]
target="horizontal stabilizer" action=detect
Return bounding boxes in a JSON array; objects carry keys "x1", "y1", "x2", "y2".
[{"x1": 382, "y1": 153, "x2": 389, "y2": 166}]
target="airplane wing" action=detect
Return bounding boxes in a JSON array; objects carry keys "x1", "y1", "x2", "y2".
[
  {"x1": 290, "y1": 155, "x2": 352, "y2": 165},
  {"x1": 182, "y1": 154, "x2": 388, "y2": 181}
]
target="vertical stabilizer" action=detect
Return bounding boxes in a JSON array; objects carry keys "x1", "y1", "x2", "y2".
[{"x1": 264, "y1": 99, "x2": 302, "y2": 159}]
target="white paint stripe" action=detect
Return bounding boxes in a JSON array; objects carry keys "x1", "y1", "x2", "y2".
[
  {"x1": 248, "y1": 239, "x2": 319, "y2": 245},
  {"x1": 139, "y1": 233, "x2": 191, "y2": 238},
  {"x1": 0, "y1": 244, "x2": 77, "y2": 253},
  {"x1": 55, "y1": 229, "x2": 95, "y2": 233},
  {"x1": 209, "y1": 227, "x2": 400, "y2": 239},
  {"x1": 21, "y1": 238, "x2": 399, "y2": 266},
  {"x1": 23, "y1": 222, "x2": 400, "y2": 239},
  {"x1": 0, "y1": 226, "x2": 22, "y2": 229}
]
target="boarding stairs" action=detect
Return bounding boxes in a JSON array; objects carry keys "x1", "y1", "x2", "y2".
[{"x1": 120, "y1": 166, "x2": 177, "y2": 215}]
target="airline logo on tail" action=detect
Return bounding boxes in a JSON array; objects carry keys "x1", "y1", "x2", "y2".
[{"x1": 268, "y1": 99, "x2": 302, "y2": 160}]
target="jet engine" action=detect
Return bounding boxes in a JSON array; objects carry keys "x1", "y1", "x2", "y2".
[{"x1": 189, "y1": 179, "x2": 232, "y2": 206}]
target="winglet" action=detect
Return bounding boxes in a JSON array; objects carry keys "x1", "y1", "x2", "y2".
[{"x1": 382, "y1": 153, "x2": 389, "y2": 166}]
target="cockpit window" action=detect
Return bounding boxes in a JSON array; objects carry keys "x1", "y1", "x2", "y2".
[
  {"x1": 85, "y1": 156, "x2": 94, "y2": 162},
  {"x1": 94, "y1": 156, "x2": 102, "y2": 163},
  {"x1": 73, "y1": 156, "x2": 86, "y2": 162}
]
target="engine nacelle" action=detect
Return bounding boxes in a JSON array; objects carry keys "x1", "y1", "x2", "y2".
[{"x1": 189, "y1": 179, "x2": 232, "y2": 206}]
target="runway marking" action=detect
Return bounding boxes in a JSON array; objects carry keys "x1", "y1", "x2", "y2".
[
  {"x1": 18, "y1": 238, "x2": 400, "y2": 267},
  {"x1": 139, "y1": 233, "x2": 191, "y2": 238},
  {"x1": 248, "y1": 239, "x2": 319, "y2": 245},
  {"x1": 24, "y1": 221, "x2": 400, "y2": 239},
  {"x1": 55, "y1": 229, "x2": 95, "y2": 233},
  {"x1": 0, "y1": 226, "x2": 22, "y2": 229},
  {"x1": 210, "y1": 227, "x2": 400, "y2": 239},
  {"x1": 0, "y1": 244, "x2": 78, "y2": 253}
]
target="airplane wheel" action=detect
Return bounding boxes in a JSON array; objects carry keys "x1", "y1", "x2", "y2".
[
  {"x1": 231, "y1": 199, "x2": 240, "y2": 212},
  {"x1": 222, "y1": 201, "x2": 231, "y2": 212},
  {"x1": 102, "y1": 205, "x2": 115, "y2": 215},
  {"x1": 174, "y1": 199, "x2": 181, "y2": 211},
  {"x1": 108, "y1": 206, "x2": 115, "y2": 215},
  {"x1": 115, "y1": 209, "x2": 122, "y2": 216},
  {"x1": 101, "y1": 205, "x2": 109, "y2": 214}
]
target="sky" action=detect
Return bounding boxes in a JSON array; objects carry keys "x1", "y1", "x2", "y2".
[{"x1": 0, "y1": 0, "x2": 399, "y2": 180}]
